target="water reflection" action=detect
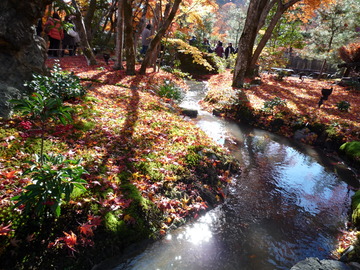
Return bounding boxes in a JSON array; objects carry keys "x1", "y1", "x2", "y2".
[{"x1": 109, "y1": 82, "x2": 355, "y2": 270}]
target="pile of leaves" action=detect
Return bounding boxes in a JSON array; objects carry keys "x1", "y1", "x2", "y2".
[
  {"x1": 0, "y1": 56, "x2": 239, "y2": 269},
  {"x1": 203, "y1": 70, "x2": 360, "y2": 149}
]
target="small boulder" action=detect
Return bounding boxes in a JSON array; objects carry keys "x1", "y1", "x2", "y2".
[{"x1": 290, "y1": 257, "x2": 352, "y2": 270}]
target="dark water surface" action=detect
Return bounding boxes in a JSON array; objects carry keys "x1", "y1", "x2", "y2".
[{"x1": 107, "y1": 81, "x2": 357, "y2": 270}]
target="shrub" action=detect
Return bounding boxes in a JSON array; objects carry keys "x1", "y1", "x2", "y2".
[
  {"x1": 11, "y1": 88, "x2": 73, "y2": 160},
  {"x1": 263, "y1": 97, "x2": 287, "y2": 111},
  {"x1": 162, "y1": 39, "x2": 220, "y2": 75},
  {"x1": 157, "y1": 80, "x2": 184, "y2": 101},
  {"x1": 25, "y1": 62, "x2": 86, "y2": 101},
  {"x1": 160, "y1": 66, "x2": 191, "y2": 79},
  {"x1": 11, "y1": 154, "x2": 87, "y2": 217},
  {"x1": 336, "y1": 100, "x2": 351, "y2": 112}
]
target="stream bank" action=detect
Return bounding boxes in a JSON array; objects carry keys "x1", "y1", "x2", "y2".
[
  {"x1": 202, "y1": 72, "x2": 360, "y2": 172},
  {"x1": 92, "y1": 80, "x2": 359, "y2": 270}
]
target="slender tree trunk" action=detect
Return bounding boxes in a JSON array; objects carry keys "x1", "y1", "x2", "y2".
[
  {"x1": 84, "y1": 0, "x2": 97, "y2": 40},
  {"x1": 113, "y1": 0, "x2": 124, "y2": 70},
  {"x1": 124, "y1": 0, "x2": 136, "y2": 75},
  {"x1": 232, "y1": 0, "x2": 269, "y2": 88},
  {"x1": 139, "y1": 0, "x2": 182, "y2": 74},
  {"x1": 319, "y1": 25, "x2": 337, "y2": 78},
  {"x1": 134, "y1": 1, "x2": 149, "y2": 55},
  {"x1": 71, "y1": 0, "x2": 97, "y2": 65},
  {"x1": 249, "y1": 0, "x2": 300, "y2": 72}
]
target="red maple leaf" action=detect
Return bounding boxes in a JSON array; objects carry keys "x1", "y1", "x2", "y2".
[
  {"x1": 88, "y1": 215, "x2": 102, "y2": 226},
  {"x1": 79, "y1": 223, "x2": 94, "y2": 236},
  {"x1": 61, "y1": 231, "x2": 78, "y2": 251},
  {"x1": 3, "y1": 171, "x2": 17, "y2": 180}
]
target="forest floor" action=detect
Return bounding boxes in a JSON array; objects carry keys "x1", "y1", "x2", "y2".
[
  {"x1": 0, "y1": 56, "x2": 359, "y2": 269},
  {"x1": 202, "y1": 70, "x2": 360, "y2": 167},
  {"x1": 0, "y1": 56, "x2": 239, "y2": 269}
]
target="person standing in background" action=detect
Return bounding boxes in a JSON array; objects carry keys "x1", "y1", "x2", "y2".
[
  {"x1": 62, "y1": 15, "x2": 76, "y2": 56},
  {"x1": 215, "y1": 41, "x2": 224, "y2": 58},
  {"x1": 141, "y1": 24, "x2": 152, "y2": 55},
  {"x1": 224, "y1": 43, "x2": 235, "y2": 59},
  {"x1": 44, "y1": 12, "x2": 64, "y2": 57}
]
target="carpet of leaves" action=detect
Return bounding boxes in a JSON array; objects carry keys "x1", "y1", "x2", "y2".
[
  {"x1": 0, "y1": 56, "x2": 238, "y2": 269},
  {"x1": 204, "y1": 70, "x2": 360, "y2": 145}
]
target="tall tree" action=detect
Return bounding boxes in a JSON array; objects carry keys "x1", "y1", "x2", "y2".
[
  {"x1": 232, "y1": 0, "x2": 334, "y2": 88},
  {"x1": 301, "y1": 0, "x2": 360, "y2": 76},
  {"x1": 124, "y1": 0, "x2": 136, "y2": 75},
  {"x1": 113, "y1": 0, "x2": 124, "y2": 70},
  {"x1": 232, "y1": 0, "x2": 270, "y2": 88},
  {"x1": 139, "y1": 0, "x2": 182, "y2": 74},
  {"x1": 71, "y1": 0, "x2": 97, "y2": 65}
]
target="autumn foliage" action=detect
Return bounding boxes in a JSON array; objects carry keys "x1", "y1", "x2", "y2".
[
  {"x1": 0, "y1": 56, "x2": 238, "y2": 269},
  {"x1": 204, "y1": 70, "x2": 360, "y2": 147},
  {"x1": 339, "y1": 42, "x2": 360, "y2": 63}
]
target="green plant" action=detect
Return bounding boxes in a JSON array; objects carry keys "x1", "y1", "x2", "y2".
[
  {"x1": 160, "y1": 66, "x2": 191, "y2": 79},
  {"x1": 336, "y1": 100, "x2": 351, "y2": 112},
  {"x1": 263, "y1": 97, "x2": 287, "y2": 111},
  {"x1": 157, "y1": 80, "x2": 184, "y2": 101},
  {"x1": 25, "y1": 62, "x2": 86, "y2": 100},
  {"x1": 11, "y1": 154, "x2": 87, "y2": 217},
  {"x1": 11, "y1": 92, "x2": 72, "y2": 161}
]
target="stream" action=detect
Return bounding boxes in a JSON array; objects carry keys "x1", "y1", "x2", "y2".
[{"x1": 104, "y1": 81, "x2": 358, "y2": 270}]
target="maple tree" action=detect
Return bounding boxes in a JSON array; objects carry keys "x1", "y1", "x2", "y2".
[{"x1": 139, "y1": 0, "x2": 183, "y2": 74}]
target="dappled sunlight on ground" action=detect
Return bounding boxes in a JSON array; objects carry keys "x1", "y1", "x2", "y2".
[{"x1": 206, "y1": 70, "x2": 360, "y2": 143}]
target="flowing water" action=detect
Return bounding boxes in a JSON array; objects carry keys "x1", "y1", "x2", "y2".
[{"x1": 105, "y1": 81, "x2": 358, "y2": 270}]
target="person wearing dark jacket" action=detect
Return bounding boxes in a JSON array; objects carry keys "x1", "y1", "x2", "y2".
[
  {"x1": 214, "y1": 41, "x2": 224, "y2": 58},
  {"x1": 62, "y1": 15, "x2": 76, "y2": 56},
  {"x1": 224, "y1": 43, "x2": 235, "y2": 59}
]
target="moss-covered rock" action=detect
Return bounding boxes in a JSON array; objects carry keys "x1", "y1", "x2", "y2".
[
  {"x1": 340, "y1": 141, "x2": 360, "y2": 167},
  {"x1": 164, "y1": 38, "x2": 220, "y2": 75},
  {"x1": 351, "y1": 190, "x2": 360, "y2": 227}
]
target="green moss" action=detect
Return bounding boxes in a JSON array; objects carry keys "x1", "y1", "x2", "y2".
[
  {"x1": 70, "y1": 186, "x2": 87, "y2": 199},
  {"x1": 352, "y1": 190, "x2": 360, "y2": 226},
  {"x1": 340, "y1": 141, "x2": 360, "y2": 160},
  {"x1": 104, "y1": 211, "x2": 125, "y2": 233},
  {"x1": 185, "y1": 151, "x2": 201, "y2": 166},
  {"x1": 23, "y1": 138, "x2": 67, "y2": 155},
  {"x1": 103, "y1": 183, "x2": 160, "y2": 241},
  {"x1": 73, "y1": 120, "x2": 95, "y2": 131},
  {"x1": 340, "y1": 141, "x2": 360, "y2": 168}
]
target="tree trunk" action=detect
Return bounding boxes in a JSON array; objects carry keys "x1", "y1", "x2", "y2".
[
  {"x1": 124, "y1": 0, "x2": 136, "y2": 75},
  {"x1": 113, "y1": 0, "x2": 124, "y2": 70},
  {"x1": 134, "y1": 1, "x2": 149, "y2": 55},
  {"x1": 232, "y1": 0, "x2": 269, "y2": 88},
  {"x1": 84, "y1": 0, "x2": 97, "y2": 40},
  {"x1": 0, "y1": 0, "x2": 51, "y2": 118},
  {"x1": 139, "y1": 0, "x2": 182, "y2": 75},
  {"x1": 249, "y1": 0, "x2": 300, "y2": 72},
  {"x1": 71, "y1": 0, "x2": 97, "y2": 65},
  {"x1": 319, "y1": 26, "x2": 337, "y2": 79}
]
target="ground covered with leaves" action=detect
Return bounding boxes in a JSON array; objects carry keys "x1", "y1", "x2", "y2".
[
  {"x1": 0, "y1": 56, "x2": 239, "y2": 269},
  {"x1": 203, "y1": 70, "x2": 360, "y2": 166}
]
